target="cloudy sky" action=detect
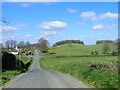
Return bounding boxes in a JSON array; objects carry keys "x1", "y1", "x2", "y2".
[{"x1": 1, "y1": 2, "x2": 118, "y2": 45}]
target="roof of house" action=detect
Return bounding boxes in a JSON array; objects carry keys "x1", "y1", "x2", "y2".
[{"x1": 9, "y1": 49, "x2": 18, "y2": 52}]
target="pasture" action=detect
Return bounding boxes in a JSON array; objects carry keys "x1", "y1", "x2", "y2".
[
  {"x1": 40, "y1": 43, "x2": 118, "y2": 88},
  {"x1": 40, "y1": 56, "x2": 118, "y2": 88},
  {"x1": 48, "y1": 44, "x2": 115, "y2": 56}
]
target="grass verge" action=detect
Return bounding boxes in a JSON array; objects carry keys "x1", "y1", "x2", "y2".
[
  {"x1": 1, "y1": 70, "x2": 22, "y2": 86},
  {"x1": 39, "y1": 56, "x2": 118, "y2": 88}
]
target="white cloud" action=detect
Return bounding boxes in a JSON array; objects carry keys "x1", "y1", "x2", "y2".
[
  {"x1": 25, "y1": 34, "x2": 31, "y2": 37},
  {"x1": 80, "y1": 11, "x2": 97, "y2": 21},
  {"x1": 92, "y1": 24, "x2": 104, "y2": 30},
  {"x1": 40, "y1": 21, "x2": 68, "y2": 30},
  {"x1": 81, "y1": 11, "x2": 96, "y2": 18},
  {"x1": 41, "y1": 31, "x2": 57, "y2": 37},
  {"x1": 80, "y1": 11, "x2": 118, "y2": 21},
  {"x1": 105, "y1": 24, "x2": 117, "y2": 30},
  {"x1": 67, "y1": 8, "x2": 77, "y2": 13},
  {"x1": 107, "y1": 34, "x2": 112, "y2": 37},
  {"x1": 20, "y1": 3, "x2": 30, "y2": 7},
  {"x1": 92, "y1": 24, "x2": 117, "y2": 30},
  {"x1": 0, "y1": 26, "x2": 18, "y2": 31},
  {"x1": 40, "y1": 31, "x2": 65, "y2": 38},
  {"x1": 4, "y1": 0, "x2": 59, "y2": 2},
  {"x1": 99, "y1": 12, "x2": 118, "y2": 20},
  {"x1": 0, "y1": 23, "x2": 27, "y2": 32}
]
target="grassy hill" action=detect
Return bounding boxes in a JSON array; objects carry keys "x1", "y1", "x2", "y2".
[
  {"x1": 40, "y1": 43, "x2": 118, "y2": 88},
  {"x1": 48, "y1": 43, "x2": 114, "y2": 55}
]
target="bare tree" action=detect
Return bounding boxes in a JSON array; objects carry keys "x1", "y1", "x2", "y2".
[
  {"x1": 10, "y1": 40, "x2": 17, "y2": 48},
  {"x1": 5, "y1": 40, "x2": 10, "y2": 49},
  {"x1": 103, "y1": 41, "x2": 110, "y2": 54},
  {"x1": 5, "y1": 40, "x2": 17, "y2": 49},
  {"x1": 38, "y1": 38, "x2": 49, "y2": 53},
  {"x1": 18, "y1": 41, "x2": 25, "y2": 49},
  {"x1": 115, "y1": 39, "x2": 120, "y2": 54},
  {"x1": 25, "y1": 42, "x2": 31, "y2": 50}
]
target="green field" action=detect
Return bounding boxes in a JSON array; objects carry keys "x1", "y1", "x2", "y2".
[
  {"x1": 16, "y1": 54, "x2": 32, "y2": 64},
  {"x1": 48, "y1": 44, "x2": 115, "y2": 55},
  {"x1": 40, "y1": 56, "x2": 118, "y2": 88},
  {"x1": 40, "y1": 43, "x2": 118, "y2": 88}
]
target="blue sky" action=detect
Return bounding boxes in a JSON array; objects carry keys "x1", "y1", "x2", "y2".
[{"x1": 2, "y1": 2, "x2": 118, "y2": 45}]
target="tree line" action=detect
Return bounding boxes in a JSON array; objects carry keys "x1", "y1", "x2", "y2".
[
  {"x1": 3, "y1": 40, "x2": 33, "y2": 51},
  {"x1": 96, "y1": 40, "x2": 113, "y2": 44},
  {"x1": 53, "y1": 40, "x2": 84, "y2": 46},
  {"x1": 2, "y1": 38, "x2": 120, "y2": 56},
  {"x1": 96, "y1": 39, "x2": 119, "y2": 56}
]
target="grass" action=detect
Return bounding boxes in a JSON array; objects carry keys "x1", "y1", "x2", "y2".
[
  {"x1": 20, "y1": 55, "x2": 31, "y2": 64},
  {"x1": 39, "y1": 43, "x2": 118, "y2": 88},
  {"x1": 40, "y1": 55, "x2": 118, "y2": 88},
  {"x1": 47, "y1": 44, "x2": 115, "y2": 56},
  {"x1": 1, "y1": 70, "x2": 22, "y2": 86},
  {"x1": 15, "y1": 53, "x2": 32, "y2": 64}
]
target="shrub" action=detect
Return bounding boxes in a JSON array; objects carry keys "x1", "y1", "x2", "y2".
[
  {"x1": 95, "y1": 51, "x2": 98, "y2": 55},
  {"x1": 91, "y1": 52, "x2": 94, "y2": 55},
  {"x1": 112, "y1": 51, "x2": 118, "y2": 56},
  {"x1": 2, "y1": 52, "x2": 17, "y2": 70},
  {"x1": 16, "y1": 59, "x2": 26, "y2": 68}
]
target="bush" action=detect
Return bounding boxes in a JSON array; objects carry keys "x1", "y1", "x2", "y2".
[
  {"x1": 16, "y1": 59, "x2": 26, "y2": 68},
  {"x1": 112, "y1": 51, "x2": 118, "y2": 56},
  {"x1": 2, "y1": 52, "x2": 17, "y2": 70},
  {"x1": 25, "y1": 59, "x2": 33, "y2": 70},
  {"x1": 91, "y1": 52, "x2": 94, "y2": 55},
  {"x1": 95, "y1": 51, "x2": 98, "y2": 55}
]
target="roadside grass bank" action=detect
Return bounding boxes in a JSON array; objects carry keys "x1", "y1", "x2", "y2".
[
  {"x1": 39, "y1": 56, "x2": 118, "y2": 88},
  {"x1": 1, "y1": 70, "x2": 22, "y2": 86}
]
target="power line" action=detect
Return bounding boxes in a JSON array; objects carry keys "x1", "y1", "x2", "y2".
[
  {"x1": 2, "y1": 27, "x2": 13, "y2": 40},
  {"x1": 1, "y1": 19, "x2": 13, "y2": 40}
]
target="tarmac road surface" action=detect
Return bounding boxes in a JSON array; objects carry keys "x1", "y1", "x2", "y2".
[{"x1": 4, "y1": 50, "x2": 87, "y2": 88}]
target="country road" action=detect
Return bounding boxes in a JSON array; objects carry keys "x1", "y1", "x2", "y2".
[{"x1": 4, "y1": 50, "x2": 87, "y2": 88}]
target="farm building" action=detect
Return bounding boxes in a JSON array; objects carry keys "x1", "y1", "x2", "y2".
[{"x1": 9, "y1": 47, "x2": 19, "y2": 55}]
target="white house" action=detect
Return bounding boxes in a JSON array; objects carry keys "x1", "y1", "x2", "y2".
[
  {"x1": 9, "y1": 47, "x2": 19, "y2": 55},
  {"x1": 15, "y1": 46, "x2": 19, "y2": 52},
  {"x1": 9, "y1": 51, "x2": 19, "y2": 55}
]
